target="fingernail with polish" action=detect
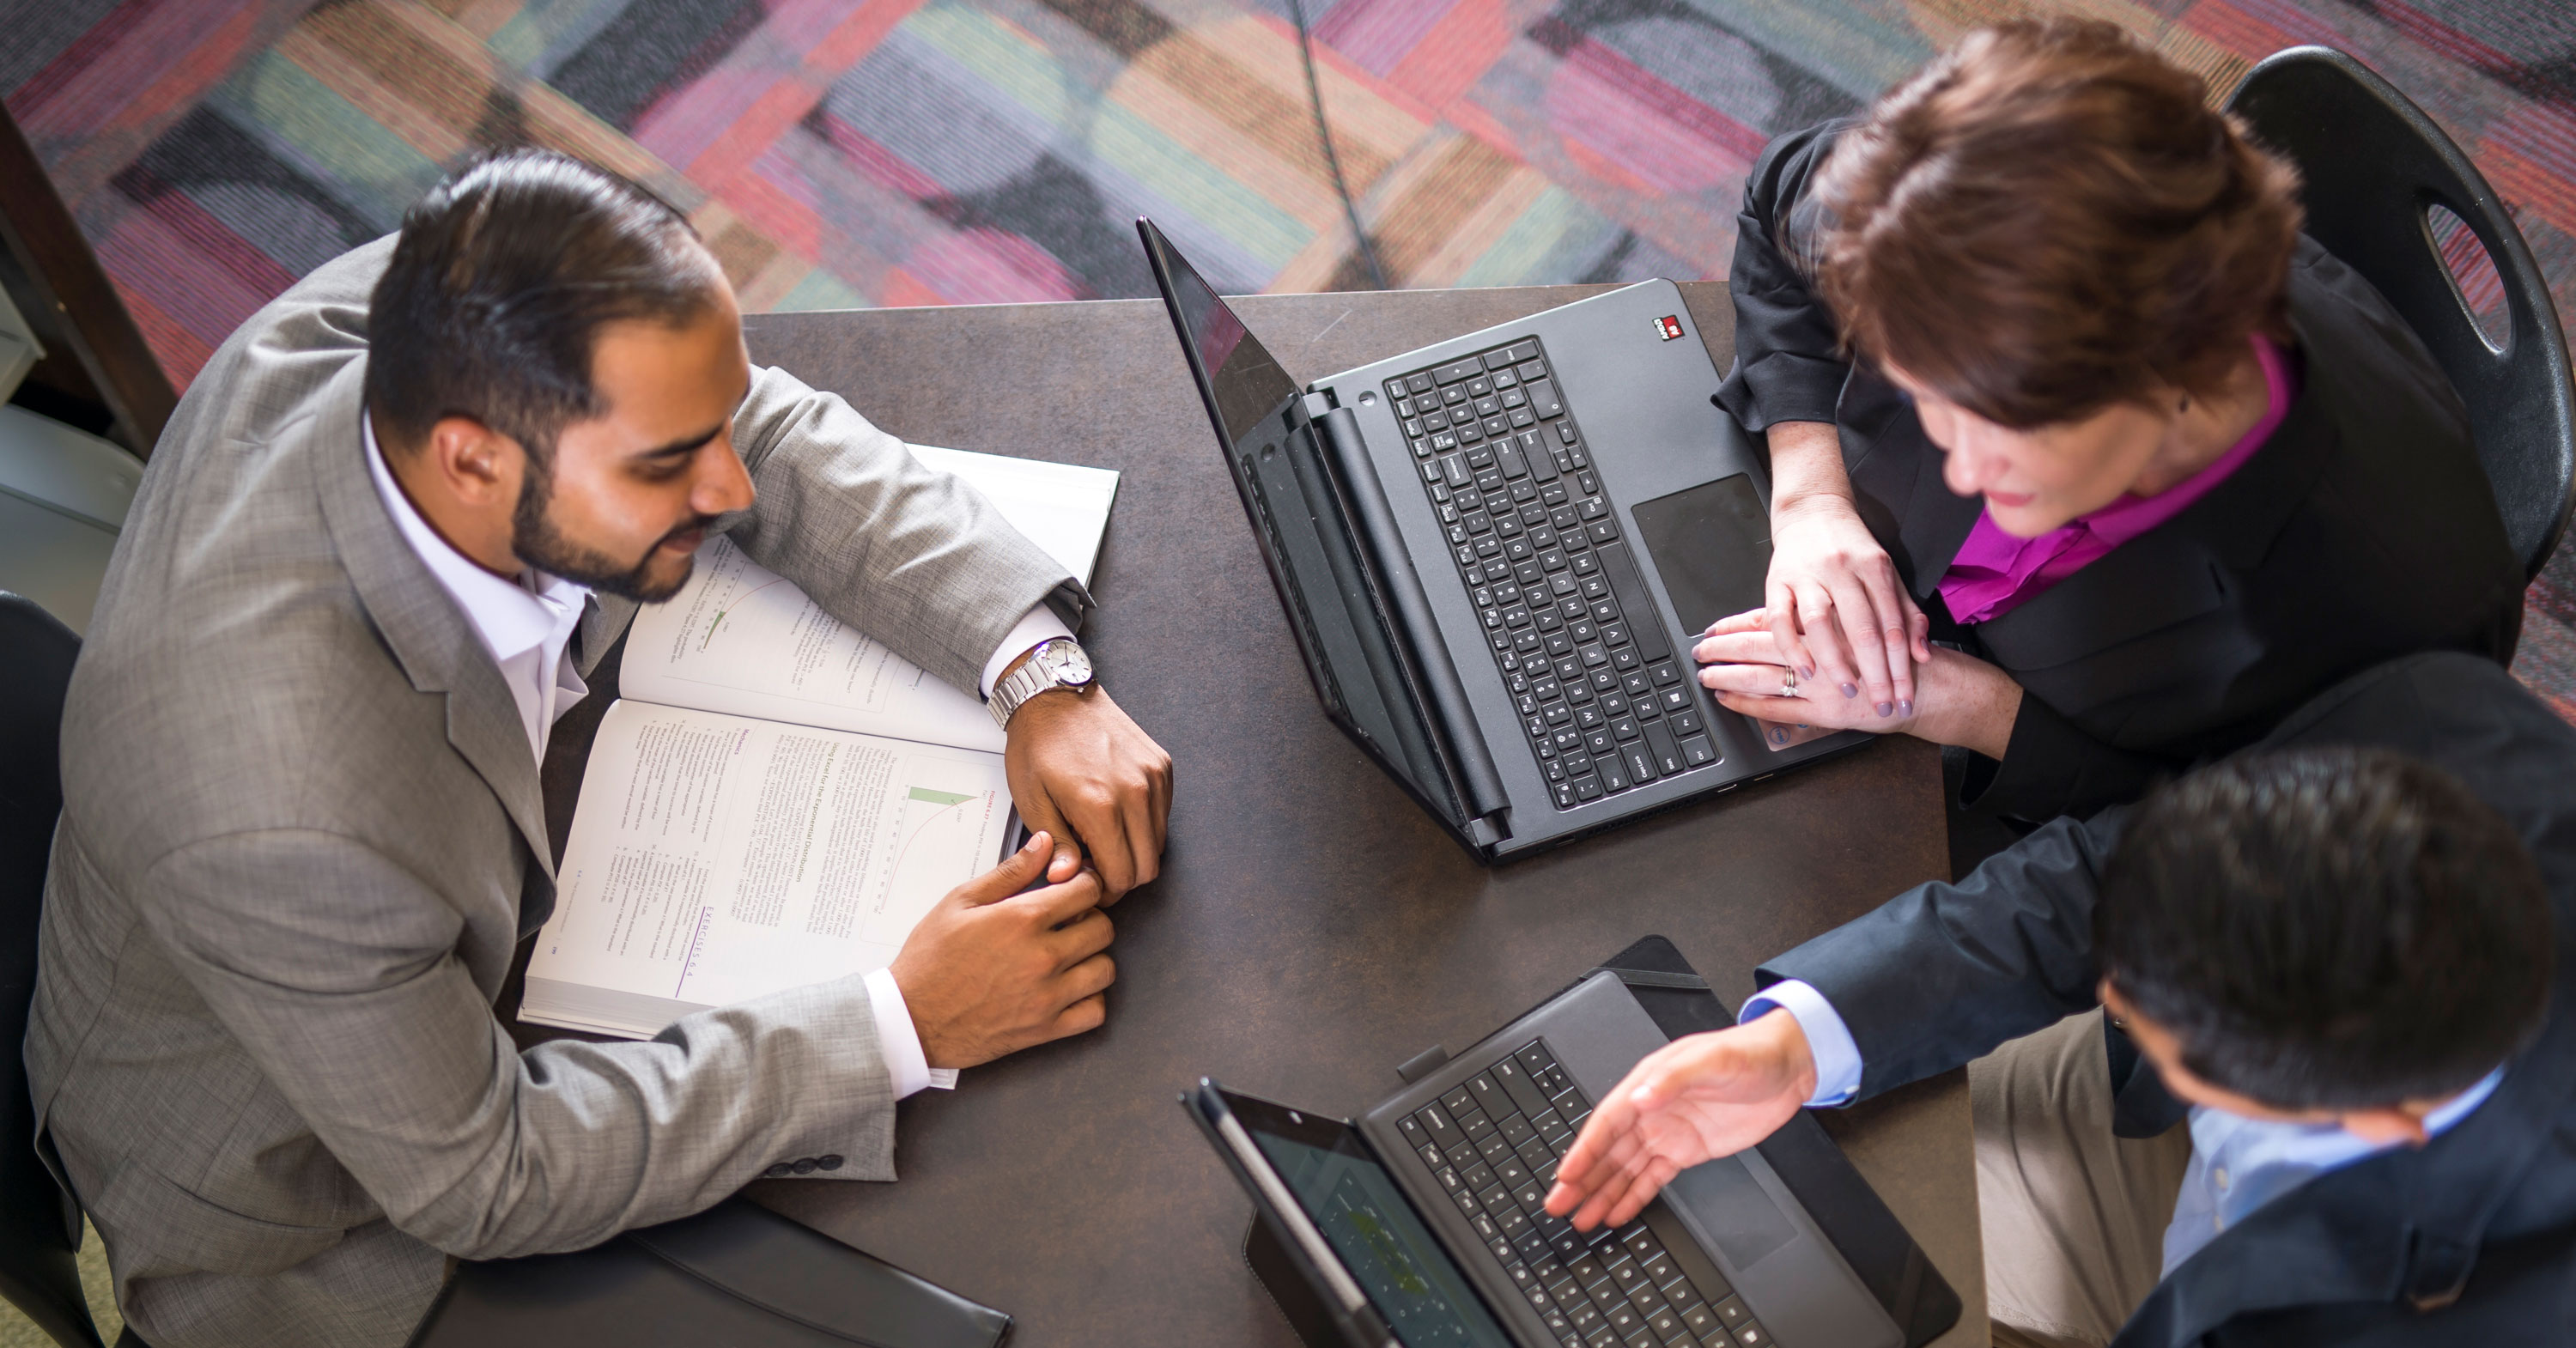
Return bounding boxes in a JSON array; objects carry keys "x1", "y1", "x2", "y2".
[
  {"x1": 1840, "y1": 683, "x2": 1860, "y2": 699},
  {"x1": 1898, "y1": 700, "x2": 1914, "y2": 717},
  {"x1": 1874, "y1": 701, "x2": 1893, "y2": 717},
  {"x1": 1801, "y1": 665, "x2": 1816, "y2": 680}
]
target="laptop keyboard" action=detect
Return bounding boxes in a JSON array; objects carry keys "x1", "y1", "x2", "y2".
[
  {"x1": 1394, "y1": 1039, "x2": 1777, "y2": 1348},
  {"x1": 1384, "y1": 340, "x2": 1721, "y2": 811}
]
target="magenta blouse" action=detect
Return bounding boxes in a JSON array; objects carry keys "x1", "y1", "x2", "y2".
[{"x1": 1936, "y1": 336, "x2": 2297, "y2": 625}]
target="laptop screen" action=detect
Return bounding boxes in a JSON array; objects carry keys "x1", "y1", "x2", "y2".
[
  {"x1": 1144, "y1": 226, "x2": 1302, "y2": 447},
  {"x1": 1139, "y1": 218, "x2": 1466, "y2": 828},
  {"x1": 1230, "y1": 1092, "x2": 1513, "y2": 1348}
]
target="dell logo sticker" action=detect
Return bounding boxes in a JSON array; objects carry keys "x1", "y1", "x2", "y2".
[{"x1": 1653, "y1": 315, "x2": 1685, "y2": 341}]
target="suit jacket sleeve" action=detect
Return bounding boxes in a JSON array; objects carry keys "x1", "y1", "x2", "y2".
[
  {"x1": 1712, "y1": 120, "x2": 1856, "y2": 434},
  {"x1": 1959, "y1": 695, "x2": 2189, "y2": 823},
  {"x1": 132, "y1": 829, "x2": 901, "y2": 1260},
  {"x1": 718, "y1": 367, "x2": 1091, "y2": 695},
  {"x1": 1755, "y1": 805, "x2": 2129, "y2": 1102}
]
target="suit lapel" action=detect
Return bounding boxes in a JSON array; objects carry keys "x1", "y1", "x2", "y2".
[{"x1": 307, "y1": 360, "x2": 556, "y2": 879}]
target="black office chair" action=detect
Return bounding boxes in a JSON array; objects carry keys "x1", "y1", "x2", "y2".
[
  {"x1": 2227, "y1": 46, "x2": 2576, "y2": 579},
  {"x1": 0, "y1": 592, "x2": 106, "y2": 1348}
]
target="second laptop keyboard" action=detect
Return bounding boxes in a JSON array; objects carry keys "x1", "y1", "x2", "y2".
[
  {"x1": 1393, "y1": 1039, "x2": 1777, "y2": 1348},
  {"x1": 1382, "y1": 340, "x2": 1720, "y2": 811}
]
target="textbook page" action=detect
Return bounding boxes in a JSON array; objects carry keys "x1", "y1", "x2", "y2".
[
  {"x1": 618, "y1": 446, "x2": 1118, "y2": 754},
  {"x1": 520, "y1": 700, "x2": 1013, "y2": 1039}
]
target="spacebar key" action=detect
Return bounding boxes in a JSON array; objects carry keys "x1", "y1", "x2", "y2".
[{"x1": 1589, "y1": 542, "x2": 1671, "y2": 662}]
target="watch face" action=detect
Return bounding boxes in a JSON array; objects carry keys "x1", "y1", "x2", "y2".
[{"x1": 1051, "y1": 642, "x2": 1093, "y2": 685}]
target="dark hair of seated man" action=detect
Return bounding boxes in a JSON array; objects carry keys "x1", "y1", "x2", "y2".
[
  {"x1": 2096, "y1": 748, "x2": 2554, "y2": 1112},
  {"x1": 366, "y1": 149, "x2": 720, "y2": 463}
]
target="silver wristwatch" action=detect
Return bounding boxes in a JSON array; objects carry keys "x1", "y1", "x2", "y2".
[{"x1": 988, "y1": 637, "x2": 1095, "y2": 729}]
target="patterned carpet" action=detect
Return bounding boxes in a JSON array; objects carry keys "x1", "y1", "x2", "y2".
[{"x1": 1, "y1": 0, "x2": 2571, "y2": 723}]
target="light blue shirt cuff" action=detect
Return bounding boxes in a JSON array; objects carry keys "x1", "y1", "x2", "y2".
[{"x1": 1740, "y1": 979, "x2": 1863, "y2": 1108}]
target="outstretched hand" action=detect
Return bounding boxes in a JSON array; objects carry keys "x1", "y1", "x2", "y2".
[{"x1": 1543, "y1": 1011, "x2": 1819, "y2": 1231}]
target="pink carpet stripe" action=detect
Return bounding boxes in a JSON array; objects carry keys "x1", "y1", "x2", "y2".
[
  {"x1": 1315, "y1": 0, "x2": 1461, "y2": 78},
  {"x1": 9, "y1": 0, "x2": 169, "y2": 113},
  {"x1": 93, "y1": 205, "x2": 274, "y2": 362},
  {"x1": 13, "y1": 0, "x2": 256, "y2": 143},
  {"x1": 1543, "y1": 26, "x2": 1767, "y2": 175}
]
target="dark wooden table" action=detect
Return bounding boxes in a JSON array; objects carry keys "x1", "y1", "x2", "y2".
[{"x1": 549, "y1": 282, "x2": 1984, "y2": 1347}]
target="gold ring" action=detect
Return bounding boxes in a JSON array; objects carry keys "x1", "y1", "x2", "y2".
[{"x1": 1779, "y1": 671, "x2": 1799, "y2": 698}]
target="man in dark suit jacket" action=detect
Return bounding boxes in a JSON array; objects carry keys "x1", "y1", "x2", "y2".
[{"x1": 1546, "y1": 652, "x2": 2576, "y2": 1345}]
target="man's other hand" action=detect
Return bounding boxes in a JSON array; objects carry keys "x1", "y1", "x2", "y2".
[
  {"x1": 1004, "y1": 682, "x2": 1172, "y2": 900},
  {"x1": 889, "y1": 832, "x2": 1116, "y2": 1070},
  {"x1": 1542, "y1": 1010, "x2": 1819, "y2": 1230}
]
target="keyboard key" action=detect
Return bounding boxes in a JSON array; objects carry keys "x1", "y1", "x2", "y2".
[
  {"x1": 1467, "y1": 376, "x2": 1495, "y2": 398},
  {"x1": 1517, "y1": 358, "x2": 1550, "y2": 383},
  {"x1": 1502, "y1": 340, "x2": 1540, "y2": 364},
  {"x1": 1611, "y1": 716, "x2": 1642, "y2": 742},
  {"x1": 1624, "y1": 744, "x2": 1659, "y2": 784},
  {"x1": 1435, "y1": 356, "x2": 1485, "y2": 384},
  {"x1": 1731, "y1": 1322, "x2": 1771, "y2": 1347},
  {"x1": 1710, "y1": 1296, "x2": 1752, "y2": 1330},
  {"x1": 1643, "y1": 722, "x2": 1685, "y2": 775},
  {"x1": 1572, "y1": 775, "x2": 1603, "y2": 802}
]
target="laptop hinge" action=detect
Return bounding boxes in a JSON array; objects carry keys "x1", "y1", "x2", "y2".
[{"x1": 1292, "y1": 394, "x2": 1514, "y2": 836}]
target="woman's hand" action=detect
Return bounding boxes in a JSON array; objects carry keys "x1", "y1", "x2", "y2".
[
  {"x1": 1693, "y1": 612, "x2": 2024, "y2": 758},
  {"x1": 1765, "y1": 492, "x2": 1933, "y2": 718}
]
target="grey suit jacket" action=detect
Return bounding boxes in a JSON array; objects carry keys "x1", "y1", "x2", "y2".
[{"x1": 24, "y1": 237, "x2": 1085, "y2": 1348}]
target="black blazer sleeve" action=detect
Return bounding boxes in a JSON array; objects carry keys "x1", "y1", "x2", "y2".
[
  {"x1": 1713, "y1": 121, "x2": 1856, "y2": 434},
  {"x1": 1754, "y1": 805, "x2": 2127, "y2": 1102},
  {"x1": 1956, "y1": 695, "x2": 2184, "y2": 823}
]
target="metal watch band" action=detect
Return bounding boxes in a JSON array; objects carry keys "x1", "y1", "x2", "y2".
[{"x1": 988, "y1": 638, "x2": 1090, "y2": 730}]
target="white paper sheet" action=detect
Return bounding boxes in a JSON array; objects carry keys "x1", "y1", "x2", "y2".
[
  {"x1": 520, "y1": 701, "x2": 1012, "y2": 1039},
  {"x1": 617, "y1": 446, "x2": 1118, "y2": 754}
]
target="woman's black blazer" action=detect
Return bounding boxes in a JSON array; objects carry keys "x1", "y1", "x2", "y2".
[{"x1": 1715, "y1": 123, "x2": 2525, "y2": 823}]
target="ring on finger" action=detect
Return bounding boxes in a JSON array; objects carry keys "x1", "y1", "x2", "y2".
[{"x1": 1779, "y1": 670, "x2": 1799, "y2": 698}]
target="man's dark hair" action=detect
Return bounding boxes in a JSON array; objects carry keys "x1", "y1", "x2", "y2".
[
  {"x1": 2097, "y1": 748, "x2": 2552, "y2": 1111},
  {"x1": 366, "y1": 149, "x2": 716, "y2": 461}
]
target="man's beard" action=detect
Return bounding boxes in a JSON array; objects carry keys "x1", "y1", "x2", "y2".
[{"x1": 511, "y1": 461, "x2": 711, "y2": 603}]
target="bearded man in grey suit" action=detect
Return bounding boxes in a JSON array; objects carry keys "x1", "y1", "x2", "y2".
[{"x1": 25, "y1": 152, "x2": 1174, "y2": 1348}]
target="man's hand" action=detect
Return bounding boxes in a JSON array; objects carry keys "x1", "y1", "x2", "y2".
[
  {"x1": 1543, "y1": 1010, "x2": 1819, "y2": 1230},
  {"x1": 1003, "y1": 680, "x2": 1172, "y2": 900},
  {"x1": 889, "y1": 832, "x2": 1117, "y2": 1070}
]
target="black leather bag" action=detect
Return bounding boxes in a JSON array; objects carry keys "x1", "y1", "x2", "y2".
[{"x1": 408, "y1": 1197, "x2": 1010, "y2": 1348}]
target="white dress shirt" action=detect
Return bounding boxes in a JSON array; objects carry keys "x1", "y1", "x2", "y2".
[
  {"x1": 363, "y1": 415, "x2": 1066, "y2": 1098},
  {"x1": 1741, "y1": 980, "x2": 2503, "y2": 1278}
]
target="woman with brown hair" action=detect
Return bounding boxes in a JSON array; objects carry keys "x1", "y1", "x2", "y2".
[{"x1": 1698, "y1": 20, "x2": 2524, "y2": 828}]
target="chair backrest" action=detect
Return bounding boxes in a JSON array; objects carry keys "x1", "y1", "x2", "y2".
[
  {"x1": 0, "y1": 592, "x2": 102, "y2": 1348},
  {"x1": 2227, "y1": 46, "x2": 2576, "y2": 580}
]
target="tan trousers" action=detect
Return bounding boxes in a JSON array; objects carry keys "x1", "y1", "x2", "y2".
[{"x1": 1971, "y1": 1010, "x2": 2194, "y2": 1348}]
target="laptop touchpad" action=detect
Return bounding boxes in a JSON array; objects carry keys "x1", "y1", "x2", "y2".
[
  {"x1": 1630, "y1": 475, "x2": 1771, "y2": 637},
  {"x1": 1671, "y1": 1153, "x2": 1799, "y2": 1271}
]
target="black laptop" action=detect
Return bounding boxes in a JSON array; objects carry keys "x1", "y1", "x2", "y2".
[
  {"x1": 1183, "y1": 960, "x2": 1945, "y2": 1348},
  {"x1": 1139, "y1": 219, "x2": 1865, "y2": 861}
]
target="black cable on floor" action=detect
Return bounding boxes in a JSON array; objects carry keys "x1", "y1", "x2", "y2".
[{"x1": 1285, "y1": 0, "x2": 1388, "y2": 290}]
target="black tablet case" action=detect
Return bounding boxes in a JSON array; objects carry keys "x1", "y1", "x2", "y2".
[
  {"x1": 1244, "y1": 935, "x2": 1961, "y2": 1348},
  {"x1": 407, "y1": 1196, "x2": 1011, "y2": 1348}
]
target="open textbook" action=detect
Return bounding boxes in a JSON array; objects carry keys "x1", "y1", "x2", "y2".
[{"x1": 519, "y1": 446, "x2": 1118, "y2": 1040}]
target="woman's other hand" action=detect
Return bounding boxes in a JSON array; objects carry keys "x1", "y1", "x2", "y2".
[
  {"x1": 1760, "y1": 422, "x2": 1933, "y2": 719},
  {"x1": 1693, "y1": 614, "x2": 2023, "y2": 758}
]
